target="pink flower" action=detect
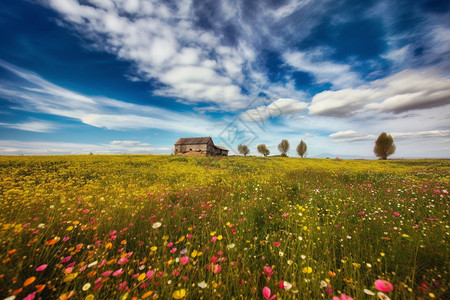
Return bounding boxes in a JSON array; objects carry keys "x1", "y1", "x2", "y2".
[
  {"x1": 180, "y1": 256, "x2": 189, "y2": 265},
  {"x1": 358, "y1": 212, "x2": 365, "y2": 215},
  {"x1": 262, "y1": 287, "x2": 276, "y2": 300},
  {"x1": 146, "y1": 270, "x2": 154, "y2": 278},
  {"x1": 36, "y1": 264, "x2": 47, "y2": 272},
  {"x1": 212, "y1": 264, "x2": 221, "y2": 273},
  {"x1": 333, "y1": 293, "x2": 353, "y2": 300},
  {"x1": 264, "y1": 266, "x2": 274, "y2": 277},
  {"x1": 282, "y1": 213, "x2": 289, "y2": 217},
  {"x1": 211, "y1": 256, "x2": 218, "y2": 263},
  {"x1": 118, "y1": 257, "x2": 129, "y2": 265},
  {"x1": 112, "y1": 268, "x2": 123, "y2": 276},
  {"x1": 101, "y1": 270, "x2": 112, "y2": 277},
  {"x1": 273, "y1": 242, "x2": 280, "y2": 247},
  {"x1": 375, "y1": 279, "x2": 394, "y2": 292},
  {"x1": 61, "y1": 256, "x2": 72, "y2": 263}
]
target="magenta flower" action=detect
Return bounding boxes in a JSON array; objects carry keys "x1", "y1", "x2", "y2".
[
  {"x1": 180, "y1": 256, "x2": 189, "y2": 265},
  {"x1": 264, "y1": 266, "x2": 274, "y2": 277},
  {"x1": 262, "y1": 287, "x2": 276, "y2": 300},
  {"x1": 112, "y1": 268, "x2": 123, "y2": 276},
  {"x1": 61, "y1": 256, "x2": 72, "y2": 263},
  {"x1": 333, "y1": 293, "x2": 353, "y2": 300},
  {"x1": 36, "y1": 264, "x2": 47, "y2": 272},
  {"x1": 375, "y1": 279, "x2": 394, "y2": 292}
]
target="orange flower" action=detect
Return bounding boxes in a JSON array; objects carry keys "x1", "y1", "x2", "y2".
[
  {"x1": 24, "y1": 276, "x2": 36, "y2": 287},
  {"x1": 328, "y1": 271, "x2": 336, "y2": 277}
]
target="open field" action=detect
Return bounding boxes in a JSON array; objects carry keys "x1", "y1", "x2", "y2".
[{"x1": 0, "y1": 155, "x2": 448, "y2": 299}]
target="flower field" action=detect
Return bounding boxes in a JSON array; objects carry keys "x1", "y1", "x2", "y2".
[{"x1": 0, "y1": 155, "x2": 448, "y2": 300}]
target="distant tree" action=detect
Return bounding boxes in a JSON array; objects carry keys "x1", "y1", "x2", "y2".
[
  {"x1": 278, "y1": 139, "x2": 290, "y2": 157},
  {"x1": 238, "y1": 144, "x2": 250, "y2": 156},
  {"x1": 257, "y1": 144, "x2": 270, "y2": 156},
  {"x1": 296, "y1": 140, "x2": 307, "y2": 158},
  {"x1": 374, "y1": 132, "x2": 396, "y2": 159}
]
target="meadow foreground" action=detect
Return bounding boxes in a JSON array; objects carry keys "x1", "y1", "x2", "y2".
[{"x1": 0, "y1": 156, "x2": 448, "y2": 299}]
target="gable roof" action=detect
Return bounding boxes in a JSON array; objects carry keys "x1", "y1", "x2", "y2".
[
  {"x1": 174, "y1": 137, "x2": 213, "y2": 145},
  {"x1": 215, "y1": 146, "x2": 228, "y2": 151}
]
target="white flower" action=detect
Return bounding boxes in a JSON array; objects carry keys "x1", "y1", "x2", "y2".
[
  {"x1": 279, "y1": 251, "x2": 284, "y2": 256},
  {"x1": 152, "y1": 222, "x2": 162, "y2": 229},
  {"x1": 283, "y1": 281, "x2": 293, "y2": 291},
  {"x1": 82, "y1": 283, "x2": 91, "y2": 291},
  {"x1": 364, "y1": 289, "x2": 375, "y2": 296},
  {"x1": 320, "y1": 281, "x2": 328, "y2": 288},
  {"x1": 377, "y1": 292, "x2": 390, "y2": 300},
  {"x1": 227, "y1": 243, "x2": 235, "y2": 249},
  {"x1": 301, "y1": 255, "x2": 306, "y2": 259},
  {"x1": 198, "y1": 281, "x2": 208, "y2": 289},
  {"x1": 87, "y1": 261, "x2": 98, "y2": 268}
]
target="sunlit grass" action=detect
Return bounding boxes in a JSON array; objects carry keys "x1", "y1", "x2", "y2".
[{"x1": 0, "y1": 155, "x2": 448, "y2": 299}]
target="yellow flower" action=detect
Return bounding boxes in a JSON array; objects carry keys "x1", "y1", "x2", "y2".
[
  {"x1": 302, "y1": 267, "x2": 312, "y2": 274},
  {"x1": 150, "y1": 246, "x2": 157, "y2": 251},
  {"x1": 210, "y1": 231, "x2": 216, "y2": 236},
  {"x1": 191, "y1": 250, "x2": 198, "y2": 258},
  {"x1": 137, "y1": 273, "x2": 146, "y2": 281},
  {"x1": 172, "y1": 289, "x2": 186, "y2": 299},
  {"x1": 217, "y1": 235, "x2": 223, "y2": 240}
]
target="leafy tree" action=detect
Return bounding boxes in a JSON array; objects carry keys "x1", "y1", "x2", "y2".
[
  {"x1": 257, "y1": 144, "x2": 270, "y2": 156},
  {"x1": 238, "y1": 144, "x2": 250, "y2": 156},
  {"x1": 374, "y1": 132, "x2": 396, "y2": 159},
  {"x1": 278, "y1": 139, "x2": 290, "y2": 157},
  {"x1": 296, "y1": 140, "x2": 307, "y2": 158}
]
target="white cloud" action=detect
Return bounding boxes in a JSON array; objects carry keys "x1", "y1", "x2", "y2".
[
  {"x1": 391, "y1": 130, "x2": 450, "y2": 140},
  {"x1": 242, "y1": 98, "x2": 308, "y2": 122},
  {"x1": 0, "y1": 61, "x2": 219, "y2": 135},
  {"x1": 44, "y1": 0, "x2": 253, "y2": 110},
  {"x1": 329, "y1": 130, "x2": 376, "y2": 142},
  {"x1": 0, "y1": 120, "x2": 56, "y2": 133},
  {"x1": 309, "y1": 68, "x2": 450, "y2": 116},
  {"x1": 284, "y1": 50, "x2": 361, "y2": 89},
  {"x1": 0, "y1": 140, "x2": 170, "y2": 155}
]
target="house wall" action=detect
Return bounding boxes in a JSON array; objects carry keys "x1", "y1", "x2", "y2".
[{"x1": 175, "y1": 140, "x2": 228, "y2": 156}]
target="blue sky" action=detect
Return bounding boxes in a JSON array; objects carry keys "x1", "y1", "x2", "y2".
[{"x1": 0, "y1": 0, "x2": 449, "y2": 157}]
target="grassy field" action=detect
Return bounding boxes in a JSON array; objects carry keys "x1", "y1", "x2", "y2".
[{"x1": 0, "y1": 155, "x2": 448, "y2": 299}]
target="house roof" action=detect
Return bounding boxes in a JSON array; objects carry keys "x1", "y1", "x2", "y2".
[
  {"x1": 215, "y1": 146, "x2": 228, "y2": 151},
  {"x1": 174, "y1": 137, "x2": 213, "y2": 145}
]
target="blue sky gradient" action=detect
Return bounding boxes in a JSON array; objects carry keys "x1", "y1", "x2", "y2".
[{"x1": 0, "y1": 0, "x2": 449, "y2": 157}]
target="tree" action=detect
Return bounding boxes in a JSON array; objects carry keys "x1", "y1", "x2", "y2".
[
  {"x1": 374, "y1": 132, "x2": 396, "y2": 159},
  {"x1": 257, "y1": 144, "x2": 270, "y2": 156},
  {"x1": 238, "y1": 144, "x2": 250, "y2": 156},
  {"x1": 278, "y1": 139, "x2": 290, "y2": 157},
  {"x1": 296, "y1": 140, "x2": 307, "y2": 158}
]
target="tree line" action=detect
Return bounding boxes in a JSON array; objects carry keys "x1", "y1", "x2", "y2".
[{"x1": 238, "y1": 132, "x2": 396, "y2": 159}]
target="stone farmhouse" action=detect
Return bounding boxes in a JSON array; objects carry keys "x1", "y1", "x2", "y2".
[{"x1": 174, "y1": 137, "x2": 229, "y2": 156}]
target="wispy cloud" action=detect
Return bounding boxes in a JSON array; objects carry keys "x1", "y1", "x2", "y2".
[
  {"x1": 0, "y1": 60, "x2": 219, "y2": 135},
  {"x1": 0, "y1": 140, "x2": 171, "y2": 155},
  {"x1": 284, "y1": 50, "x2": 361, "y2": 89},
  {"x1": 0, "y1": 120, "x2": 56, "y2": 132},
  {"x1": 241, "y1": 98, "x2": 308, "y2": 122}
]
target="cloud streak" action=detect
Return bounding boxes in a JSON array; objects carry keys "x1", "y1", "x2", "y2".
[{"x1": 0, "y1": 60, "x2": 218, "y2": 135}]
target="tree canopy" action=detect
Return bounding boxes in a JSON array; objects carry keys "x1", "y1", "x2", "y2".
[
  {"x1": 238, "y1": 144, "x2": 250, "y2": 156},
  {"x1": 278, "y1": 139, "x2": 290, "y2": 157},
  {"x1": 296, "y1": 140, "x2": 307, "y2": 158},
  {"x1": 257, "y1": 144, "x2": 270, "y2": 156},
  {"x1": 374, "y1": 132, "x2": 396, "y2": 159}
]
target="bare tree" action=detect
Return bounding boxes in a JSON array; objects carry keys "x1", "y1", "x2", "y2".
[
  {"x1": 296, "y1": 140, "x2": 307, "y2": 158},
  {"x1": 238, "y1": 144, "x2": 250, "y2": 156},
  {"x1": 257, "y1": 144, "x2": 270, "y2": 156},
  {"x1": 278, "y1": 139, "x2": 290, "y2": 157},
  {"x1": 374, "y1": 132, "x2": 396, "y2": 159}
]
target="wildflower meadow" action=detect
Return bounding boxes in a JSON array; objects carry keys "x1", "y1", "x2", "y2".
[{"x1": 0, "y1": 155, "x2": 448, "y2": 299}]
